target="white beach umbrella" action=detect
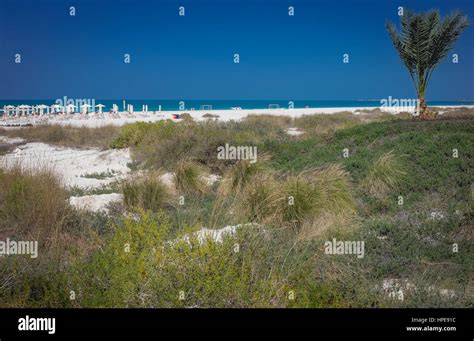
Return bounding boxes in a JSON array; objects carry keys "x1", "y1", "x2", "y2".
[
  {"x1": 65, "y1": 104, "x2": 76, "y2": 114},
  {"x1": 80, "y1": 104, "x2": 92, "y2": 114},
  {"x1": 96, "y1": 104, "x2": 105, "y2": 114},
  {"x1": 51, "y1": 104, "x2": 63, "y2": 114},
  {"x1": 37, "y1": 104, "x2": 48, "y2": 115},
  {"x1": 4, "y1": 105, "x2": 15, "y2": 115},
  {"x1": 18, "y1": 105, "x2": 31, "y2": 116}
]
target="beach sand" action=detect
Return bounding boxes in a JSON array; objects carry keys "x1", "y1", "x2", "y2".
[
  {"x1": 1, "y1": 105, "x2": 473, "y2": 128},
  {"x1": 0, "y1": 106, "x2": 431, "y2": 128},
  {"x1": 0, "y1": 142, "x2": 131, "y2": 189}
]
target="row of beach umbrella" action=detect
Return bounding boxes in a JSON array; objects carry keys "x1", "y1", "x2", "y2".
[
  {"x1": 1, "y1": 103, "x2": 165, "y2": 117},
  {"x1": 1, "y1": 104, "x2": 108, "y2": 116}
]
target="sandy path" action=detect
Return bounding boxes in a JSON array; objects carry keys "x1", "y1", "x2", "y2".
[{"x1": 0, "y1": 142, "x2": 131, "y2": 189}]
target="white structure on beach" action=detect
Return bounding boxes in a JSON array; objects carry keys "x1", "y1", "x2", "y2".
[
  {"x1": 3, "y1": 105, "x2": 15, "y2": 116},
  {"x1": 18, "y1": 105, "x2": 31, "y2": 116},
  {"x1": 37, "y1": 104, "x2": 49, "y2": 115},
  {"x1": 96, "y1": 104, "x2": 105, "y2": 114},
  {"x1": 80, "y1": 104, "x2": 91, "y2": 114},
  {"x1": 51, "y1": 104, "x2": 63, "y2": 114},
  {"x1": 65, "y1": 104, "x2": 76, "y2": 114}
]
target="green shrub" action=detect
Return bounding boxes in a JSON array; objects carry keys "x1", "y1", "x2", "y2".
[
  {"x1": 0, "y1": 125, "x2": 119, "y2": 149},
  {"x1": 0, "y1": 165, "x2": 68, "y2": 244},
  {"x1": 217, "y1": 160, "x2": 262, "y2": 197},
  {"x1": 110, "y1": 122, "x2": 155, "y2": 148},
  {"x1": 283, "y1": 165, "x2": 356, "y2": 238},
  {"x1": 173, "y1": 160, "x2": 207, "y2": 195},
  {"x1": 113, "y1": 120, "x2": 281, "y2": 172},
  {"x1": 121, "y1": 172, "x2": 171, "y2": 212},
  {"x1": 233, "y1": 172, "x2": 283, "y2": 224}
]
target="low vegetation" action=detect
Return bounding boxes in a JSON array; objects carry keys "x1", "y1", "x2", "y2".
[
  {"x1": 121, "y1": 171, "x2": 171, "y2": 212},
  {"x1": 0, "y1": 125, "x2": 120, "y2": 149},
  {"x1": 0, "y1": 111, "x2": 472, "y2": 308},
  {"x1": 173, "y1": 160, "x2": 208, "y2": 195},
  {"x1": 362, "y1": 151, "x2": 406, "y2": 200}
]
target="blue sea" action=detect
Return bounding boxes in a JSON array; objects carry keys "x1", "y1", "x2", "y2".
[{"x1": 1, "y1": 99, "x2": 473, "y2": 113}]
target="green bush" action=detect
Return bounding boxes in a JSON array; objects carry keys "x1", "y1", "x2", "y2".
[
  {"x1": 121, "y1": 172, "x2": 171, "y2": 212},
  {"x1": 173, "y1": 160, "x2": 207, "y2": 195},
  {"x1": 0, "y1": 166, "x2": 68, "y2": 244},
  {"x1": 112, "y1": 120, "x2": 281, "y2": 172}
]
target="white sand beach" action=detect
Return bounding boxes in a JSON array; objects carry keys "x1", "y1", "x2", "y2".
[
  {"x1": 0, "y1": 142, "x2": 132, "y2": 189},
  {"x1": 1, "y1": 105, "x2": 473, "y2": 128},
  {"x1": 0, "y1": 106, "x2": 474, "y2": 128}
]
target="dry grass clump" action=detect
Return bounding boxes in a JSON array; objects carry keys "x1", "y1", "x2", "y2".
[
  {"x1": 122, "y1": 120, "x2": 264, "y2": 172},
  {"x1": 227, "y1": 164, "x2": 356, "y2": 238},
  {"x1": 304, "y1": 165, "x2": 356, "y2": 214},
  {"x1": 173, "y1": 160, "x2": 208, "y2": 195},
  {"x1": 297, "y1": 211, "x2": 356, "y2": 241},
  {"x1": 242, "y1": 115, "x2": 293, "y2": 130},
  {"x1": 279, "y1": 174, "x2": 316, "y2": 223},
  {"x1": 180, "y1": 113, "x2": 194, "y2": 122},
  {"x1": 294, "y1": 112, "x2": 361, "y2": 137},
  {"x1": 393, "y1": 111, "x2": 414, "y2": 120},
  {"x1": 435, "y1": 107, "x2": 474, "y2": 119},
  {"x1": 233, "y1": 172, "x2": 282, "y2": 224},
  {"x1": 217, "y1": 160, "x2": 262, "y2": 197},
  {"x1": 0, "y1": 125, "x2": 120, "y2": 150},
  {"x1": 0, "y1": 165, "x2": 68, "y2": 246},
  {"x1": 211, "y1": 160, "x2": 263, "y2": 228},
  {"x1": 359, "y1": 111, "x2": 399, "y2": 122},
  {"x1": 291, "y1": 165, "x2": 356, "y2": 239},
  {"x1": 121, "y1": 171, "x2": 171, "y2": 212},
  {"x1": 362, "y1": 151, "x2": 406, "y2": 200}
]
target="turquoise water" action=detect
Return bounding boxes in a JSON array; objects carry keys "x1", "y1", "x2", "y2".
[{"x1": 1, "y1": 100, "x2": 473, "y2": 113}]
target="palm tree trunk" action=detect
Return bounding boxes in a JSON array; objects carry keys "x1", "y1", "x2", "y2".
[
  {"x1": 417, "y1": 80, "x2": 428, "y2": 119},
  {"x1": 418, "y1": 97, "x2": 428, "y2": 119}
]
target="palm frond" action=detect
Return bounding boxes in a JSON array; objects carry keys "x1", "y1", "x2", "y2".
[
  {"x1": 386, "y1": 8, "x2": 469, "y2": 111},
  {"x1": 428, "y1": 11, "x2": 470, "y2": 70}
]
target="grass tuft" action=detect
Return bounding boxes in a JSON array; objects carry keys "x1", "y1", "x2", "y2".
[
  {"x1": 0, "y1": 125, "x2": 120, "y2": 150},
  {"x1": 173, "y1": 160, "x2": 208, "y2": 195},
  {"x1": 233, "y1": 172, "x2": 282, "y2": 224},
  {"x1": 363, "y1": 151, "x2": 406, "y2": 200},
  {"x1": 121, "y1": 172, "x2": 171, "y2": 212},
  {"x1": 0, "y1": 165, "x2": 68, "y2": 245},
  {"x1": 217, "y1": 160, "x2": 262, "y2": 198}
]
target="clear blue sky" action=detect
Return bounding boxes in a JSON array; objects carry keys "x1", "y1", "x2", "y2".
[{"x1": 1, "y1": 0, "x2": 473, "y2": 100}]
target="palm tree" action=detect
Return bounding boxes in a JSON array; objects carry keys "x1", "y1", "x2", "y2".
[{"x1": 386, "y1": 9, "x2": 469, "y2": 118}]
